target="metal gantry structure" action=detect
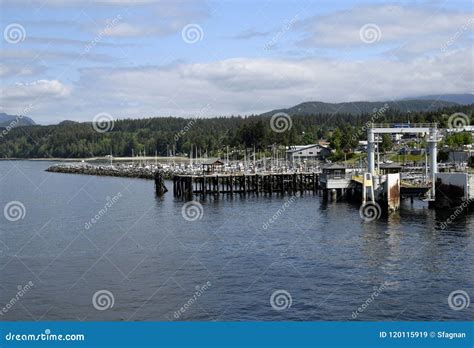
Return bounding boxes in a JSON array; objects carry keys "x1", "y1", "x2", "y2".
[{"x1": 367, "y1": 123, "x2": 438, "y2": 198}]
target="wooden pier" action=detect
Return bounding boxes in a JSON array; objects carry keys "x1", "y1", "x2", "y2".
[{"x1": 172, "y1": 173, "x2": 319, "y2": 198}]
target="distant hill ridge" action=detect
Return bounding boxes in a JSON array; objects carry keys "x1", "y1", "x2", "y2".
[
  {"x1": 259, "y1": 99, "x2": 460, "y2": 117},
  {"x1": 0, "y1": 112, "x2": 36, "y2": 128},
  {"x1": 1, "y1": 94, "x2": 472, "y2": 126},
  {"x1": 405, "y1": 94, "x2": 474, "y2": 105}
]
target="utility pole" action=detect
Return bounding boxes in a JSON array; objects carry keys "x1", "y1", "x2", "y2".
[
  {"x1": 253, "y1": 145, "x2": 256, "y2": 172},
  {"x1": 190, "y1": 144, "x2": 193, "y2": 167}
]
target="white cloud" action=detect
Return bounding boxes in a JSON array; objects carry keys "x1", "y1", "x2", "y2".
[
  {"x1": 3, "y1": 48, "x2": 469, "y2": 123},
  {"x1": 84, "y1": 0, "x2": 210, "y2": 38},
  {"x1": 0, "y1": 63, "x2": 45, "y2": 78},
  {"x1": 0, "y1": 49, "x2": 117, "y2": 62},
  {"x1": 81, "y1": 49, "x2": 472, "y2": 113},
  {"x1": 231, "y1": 29, "x2": 269, "y2": 40},
  {"x1": 24, "y1": 36, "x2": 133, "y2": 47},
  {"x1": 0, "y1": 2, "x2": 471, "y2": 123},
  {"x1": 1, "y1": 79, "x2": 71, "y2": 100},
  {"x1": 1, "y1": 0, "x2": 156, "y2": 6},
  {"x1": 101, "y1": 22, "x2": 146, "y2": 37},
  {"x1": 300, "y1": 4, "x2": 473, "y2": 53}
]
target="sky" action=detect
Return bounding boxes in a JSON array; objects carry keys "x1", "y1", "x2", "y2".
[{"x1": 0, "y1": 0, "x2": 473, "y2": 124}]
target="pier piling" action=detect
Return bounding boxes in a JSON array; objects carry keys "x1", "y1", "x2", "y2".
[
  {"x1": 172, "y1": 172, "x2": 319, "y2": 198},
  {"x1": 154, "y1": 171, "x2": 168, "y2": 195}
]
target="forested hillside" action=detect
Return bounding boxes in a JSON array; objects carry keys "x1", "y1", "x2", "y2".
[{"x1": 0, "y1": 105, "x2": 472, "y2": 158}]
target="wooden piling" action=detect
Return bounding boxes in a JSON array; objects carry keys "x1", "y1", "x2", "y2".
[{"x1": 172, "y1": 172, "x2": 319, "y2": 198}]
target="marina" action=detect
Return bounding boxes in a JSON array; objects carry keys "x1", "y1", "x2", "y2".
[
  {"x1": 2, "y1": 0, "x2": 473, "y2": 343},
  {"x1": 45, "y1": 123, "x2": 474, "y2": 212},
  {"x1": 2, "y1": 159, "x2": 473, "y2": 322}
]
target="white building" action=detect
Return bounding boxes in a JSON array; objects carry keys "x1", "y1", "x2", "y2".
[{"x1": 286, "y1": 144, "x2": 332, "y2": 162}]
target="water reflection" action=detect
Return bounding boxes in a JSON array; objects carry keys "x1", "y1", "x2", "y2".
[{"x1": 0, "y1": 161, "x2": 472, "y2": 321}]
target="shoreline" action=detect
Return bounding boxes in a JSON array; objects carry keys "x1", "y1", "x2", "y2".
[
  {"x1": 45, "y1": 163, "x2": 164, "y2": 179},
  {"x1": 0, "y1": 156, "x2": 190, "y2": 162}
]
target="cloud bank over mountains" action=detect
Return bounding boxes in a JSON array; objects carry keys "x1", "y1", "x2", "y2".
[{"x1": 1, "y1": 1, "x2": 472, "y2": 123}]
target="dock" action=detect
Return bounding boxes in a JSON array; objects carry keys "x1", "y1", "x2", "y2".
[
  {"x1": 172, "y1": 173, "x2": 319, "y2": 198},
  {"x1": 45, "y1": 120, "x2": 474, "y2": 214}
]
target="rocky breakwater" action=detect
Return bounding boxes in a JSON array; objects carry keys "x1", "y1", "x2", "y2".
[{"x1": 46, "y1": 163, "x2": 173, "y2": 179}]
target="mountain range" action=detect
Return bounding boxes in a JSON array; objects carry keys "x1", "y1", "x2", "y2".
[
  {"x1": 0, "y1": 113, "x2": 36, "y2": 128},
  {"x1": 404, "y1": 94, "x2": 474, "y2": 105},
  {"x1": 260, "y1": 99, "x2": 459, "y2": 118},
  {"x1": 1, "y1": 94, "x2": 472, "y2": 127}
]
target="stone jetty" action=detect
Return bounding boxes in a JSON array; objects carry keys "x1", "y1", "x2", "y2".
[{"x1": 46, "y1": 163, "x2": 174, "y2": 180}]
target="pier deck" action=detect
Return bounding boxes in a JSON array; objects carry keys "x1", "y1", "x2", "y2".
[{"x1": 172, "y1": 172, "x2": 319, "y2": 198}]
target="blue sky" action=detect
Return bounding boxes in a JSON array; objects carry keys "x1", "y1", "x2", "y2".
[{"x1": 0, "y1": 0, "x2": 472, "y2": 124}]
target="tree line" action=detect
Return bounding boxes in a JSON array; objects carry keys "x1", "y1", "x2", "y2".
[{"x1": 0, "y1": 105, "x2": 472, "y2": 159}]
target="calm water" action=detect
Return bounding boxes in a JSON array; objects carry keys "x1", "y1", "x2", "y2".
[{"x1": 0, "y1": 160, "x2": 473, "y2": 321}]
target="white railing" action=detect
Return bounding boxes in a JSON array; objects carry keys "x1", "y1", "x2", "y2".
[
  {"x1": 320, "y1": 173, "x2": 353, "y2": 180},
  {"x1": 368, "y1": 123, "x2": 437, "y2": 129}
]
